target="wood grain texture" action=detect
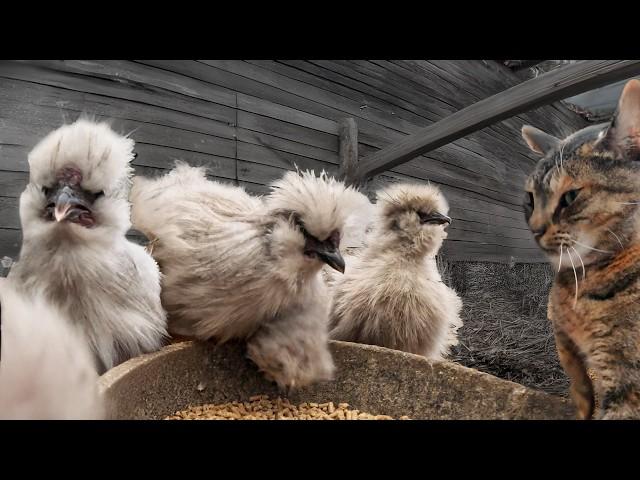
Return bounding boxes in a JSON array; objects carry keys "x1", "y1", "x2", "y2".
[
  {"x1": 355, "y1": 60, "x2": 640, "y2": 180},
  {"x1": 338, "y1": 117, "x2": 359, "y2": 185}
]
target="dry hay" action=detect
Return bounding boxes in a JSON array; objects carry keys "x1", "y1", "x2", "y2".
[{"x1": 438, "y1": 258, "x2": 570, "y2": 396}]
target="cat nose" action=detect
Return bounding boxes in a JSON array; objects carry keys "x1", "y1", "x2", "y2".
[{"x1": 532, "y1": 226, "x2": 547, "y2": 239}]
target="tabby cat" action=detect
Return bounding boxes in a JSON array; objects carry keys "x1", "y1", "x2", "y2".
[{"x1": 521, "y1": 79, "x2": 640, "y2": 420}]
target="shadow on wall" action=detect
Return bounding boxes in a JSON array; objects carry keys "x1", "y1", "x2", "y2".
[{"x1": 438, "y1": 258, "x2": 569, "y2": 396}]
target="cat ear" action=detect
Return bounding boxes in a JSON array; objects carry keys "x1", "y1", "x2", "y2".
[
  {"x1": 606, "y1": 79, "x2": 640, "y2": 160},
  {"x1": 521, "y1": 125, "x2": 561, "y2": 156}
]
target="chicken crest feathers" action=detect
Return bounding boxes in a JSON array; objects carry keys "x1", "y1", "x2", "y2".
[
  {"x1": 266, "y1": 170, "x2": 363, "y2": 240},
  {"x1": 27, "y1": 118, "x2": 135, "y2": 199}
]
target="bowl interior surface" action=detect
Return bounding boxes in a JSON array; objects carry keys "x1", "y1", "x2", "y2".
[{"x1": 99, "y1": 340, "x2": 576, "y2": 420}]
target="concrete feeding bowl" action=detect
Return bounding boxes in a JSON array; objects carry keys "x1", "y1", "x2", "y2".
[{"x1": 98, "y1": 340, "x2": 576, "y2": 420}]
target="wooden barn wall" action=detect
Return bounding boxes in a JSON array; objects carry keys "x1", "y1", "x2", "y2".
[{"x1": 0, "y1": 60, "x2": 587, "y2": 265}]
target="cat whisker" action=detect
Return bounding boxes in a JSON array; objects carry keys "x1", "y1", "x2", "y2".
[
  {"x1": 606, "y1": 228, "x2": 624, "y2": 250},
  {"x1": 566, "y1": 247, "x2": 579, "y2": 309},
  {"x1": 558, "y1": 242, "x2": 564, "y2": 273},
  {"x1": 571, "y1": 239, "x2": 613, "y2": 254},
  {"x1": 570, "y1": 245, "x2": 586, "y2": 281},
  {"x1": 617, "y1": 201, "x2": 640, "y2": 205}
]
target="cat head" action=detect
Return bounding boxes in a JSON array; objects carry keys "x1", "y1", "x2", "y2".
[{"x1": 521, "y1": 79, "x2": 640, "y2": 271}]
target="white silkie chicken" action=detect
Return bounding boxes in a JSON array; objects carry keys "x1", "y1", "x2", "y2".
[
  {"x1": 329, "y1": 182, "x2": 463, "y2": 360},
  {"x1": 0, "y1": 278, "x2": 103, "y2": 419},
  {"x1": 7, "y1": 119, "x2": 168, "y2": 374},
  {"x1": 321, "y1": 189, "x2": 375, "y2": 289}
]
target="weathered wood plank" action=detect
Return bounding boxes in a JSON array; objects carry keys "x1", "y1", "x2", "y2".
[
  {"x1": 237, "y1": 142, "x2": 337, "y2": 175},
  {"x1": 151, "y1": 59, "x2": 528, "y2": 205},
  {"x1": 0, "y1": 106, "x2": 237, "y2": 163},
  {"x1": 0, "y1": 144, "x2": 28, "y2": 172},
  {"x1": 237, "y1": 110, "x2": 338, "y2": 152},
  {"x1": 236, "y1": 159, "x2": 287, "y2": 186},
  {"x1": 230, "y1": 60, "x2": 533, "y2": 188},
  {"x1": 29, "y1": 60, "x2": 238, "y2": 107},
  {"x1": 237, "y1": 93, "x2": 338, "y2": 135},
  {"x1": 440, "y1": 239, "x2": 547, "y2": 263},
  {"x1": 265, "y1": 59, "x2": 536, "y2": 170},
  {"x1": 303, "y1": 59, "x2": 544, "y2": 166},
  {"x1": 422, "y1": 60, "x2": 578, "y2": 132},
  {"x1": 0, "y1": 228, "x2": 21, "y2": 265},
  {"x1": 355, "y1": 60, "x2": 640, "y2": 180},
  {"x1": 112, "y1": 62, "x2": 572, "y2": 193},
  {"x1": 235, "y1": 128, "x2": 339, "y2": 164},
  {"x1": 338, "y1": 118, "x2": 359, "y2": 185},
  {"x1": 446, "y1": 228, "x2": 538, "y2": 249},
  {"x1": 0, "y1": 61, "x2": 237, "y2": 126},
  {"x1": 239, "y1": 180, "x2": 272, "y2": 196},
  {"x1": 454, "y1": 219, "x2": 533, "y2": 240},
  {"x1": 0, "y1": 170, "x2": 27, "y2": 197},
  {"x1": 357, "y1": 143, "x2": 526, "y2": 205},
  {"x1": 382, "y1": 59, "x2": 579, "y2": 148},
  {"x1": 0, "y1": 197, "x2": 19, "y2": 229},
  {"x1": 0, "y1": 76, "x2": 236, "y2": 141},
  {"x1": 133, "y1": 143, "x2": 236, "y2": 179},
  {"x1": 503, "y1": 60, "x2": 544, "y2": 71}
]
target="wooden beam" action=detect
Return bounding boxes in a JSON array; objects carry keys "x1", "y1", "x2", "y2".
[
  {"x1": 337, "y1": 117, "x2": 359, "y2": 185},
  {"x1": 501, "y1": 60, "x2": 544, "y2": 71},
  {"x1": 355, "y1": 60, "x2": 640, "y2": 181}
]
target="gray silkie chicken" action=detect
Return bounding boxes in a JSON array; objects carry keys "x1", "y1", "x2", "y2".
[{"x1": 130, "y1": 164, "x2": 363, "y2": 389}]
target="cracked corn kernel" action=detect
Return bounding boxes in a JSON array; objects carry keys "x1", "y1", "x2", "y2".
[{"x1": 164, "y1": 395, "x2": 410, "y2": 420}]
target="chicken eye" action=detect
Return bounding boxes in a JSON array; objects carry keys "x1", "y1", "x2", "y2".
[
  {"x1": 42, "y1": 186, "x2": 51, "y2": 196},
  {"x1": 298, "y1": 222, "x2": 309, "y2": 237},
  {"x1": 291, "y1": 214, "x2": 308, "y2": 236},
  {"x1": 94, "y1": 191, "x2": 105, "y2": 199}
]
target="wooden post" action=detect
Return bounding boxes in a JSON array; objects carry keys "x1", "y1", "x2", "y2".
[
  {"x1": 338, "y1": 117, "x2": 359, "y2": 186},
  {"x1": 354, "y1": 60, "x2": 640, "y2": 182}
]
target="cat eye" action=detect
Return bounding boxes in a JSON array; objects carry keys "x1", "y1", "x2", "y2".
[
  {"x1": 560, "y1": 189, "x2": 580, "y2": 209},
  {"x1": 525, "y1": 192, "x2": 534, "y2": 208}
]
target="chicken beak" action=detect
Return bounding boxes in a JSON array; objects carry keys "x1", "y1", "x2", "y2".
[
  {"x1": 53, "y1": 186, "x2": 89, "y2": 222},
  {"x1": 424, "y1": 212, "x2": 452, "y2": 225},
  {"x1": 316, "y1": 248, "x2": 346, "y2": 273}
]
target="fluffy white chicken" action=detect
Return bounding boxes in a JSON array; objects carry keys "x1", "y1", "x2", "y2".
[
  {"x1": 321, "y1": 189, "x2": 375, "y2": 289},
  {"x1": 0, "y1": 278, "x2": 103, "y2": 419},
  {"x1": 130, "y1": 164, "x2": 362, "y2": 389},
  {"x1": 329, "y1": 183, "x2": 463, "y2": 360},
  {"x1": 7, "y1": 119, "x2": 168, "y2": 374}
]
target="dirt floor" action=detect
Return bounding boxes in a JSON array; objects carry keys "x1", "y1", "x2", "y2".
[{"x1": 439, "y1": 259, "x2": 570, "y2": 397}]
